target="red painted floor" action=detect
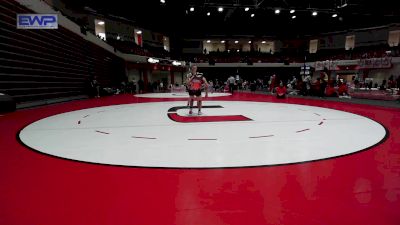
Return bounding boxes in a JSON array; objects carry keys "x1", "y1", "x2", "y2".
[{"x1": 0, "y1": 93, "x2": 399, "y2": 225}]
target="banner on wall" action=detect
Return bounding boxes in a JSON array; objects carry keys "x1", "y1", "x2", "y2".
[
  {"x1": 309, "y1": 39, "x2": 318, "y2": 53},
  {"x1": 316, "y1": 57, "x2": 392, "y2": 71},
  {"x1": 315, "y1": 60, "x2": 340, "y2": 71},
  {"x1": 358, "y1": 57, "x2": 392, "y2": 69},
  {"x1": 345, "y1": 35, "x2": 355, "y2": 50},
  {"x1": 388, "y1": 30, "x2": 400, "y2": 47}
]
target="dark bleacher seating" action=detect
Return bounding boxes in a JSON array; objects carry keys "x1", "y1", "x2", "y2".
[{"x1": 0, "y1": 0, "x2": 125, "y2": 104}]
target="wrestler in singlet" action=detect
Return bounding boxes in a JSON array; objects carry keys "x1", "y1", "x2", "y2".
[{"x1": 188, "y1": 73, "x2": 204, "y2": 97}]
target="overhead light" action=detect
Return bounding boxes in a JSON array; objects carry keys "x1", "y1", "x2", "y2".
[
  {"x1": 290, "y1": 9, "x2": 295, "y2": 14},
  {"x1": 221, "y1": 40, "x2": 225, "y2": 43},
  {"x1": 116, "y1": 35, "x2": 120, "y2": 40},
  {"x1": 332, "y1": 13, "x2": 338, "y2": 18},
  {"x1": 97, "y1": 21, "x2": 104, "y2": 25},
  {"x1": 148, "y1": 58, "x2": 159, "y2": 63},
  {"x1": 207, "y1": 12, "x2": 211, "y2": 16},
  {"x1": 136, "y1": 30, "x2": 142, "y2": 34},
  {"x1": 245, "y1": 7, "x2": 250, "y2": 11},
  {"x1": 190, "y1": 7, "x2": 194, "y2": 12},
  {"x1": 292, "y1": 15, "x2": 296, "y2": 19},
  {"x1": 337, "y1": 2, "x2": 347, "y2": 8},
  {"x1": 235, "y1": 40, "x2": 239, "y2": 44},
  {"x1": 218, "y1": 7, "x2": 223, "y2": 12},
  {"x1": 206, "y1": 40, "x2": 211, "y2": 43},
  {"x1": 251, "y1": 13, "x2": 255, "y2": 17},
  {"x1": 275, "y1": 9, "x2": 280, "y2": 14},
  {"x1": 172, "y1": 61, "x2": 182, "y2": 66},
  {"x1": 312, "y1": 11, "x2": 318, "y2": 16},
  {"x1": 160, "y1": 0, "x2": 165, "y2": 3},
  {"x1": 262, "y1": 41, "x2": 266, "y2": 44},
  {"x1": 248, "y1": 41, "x2": 252, "y2": 43},
  {"x1": 237, "y1": 49, "x2": 240, "y2": 52}
]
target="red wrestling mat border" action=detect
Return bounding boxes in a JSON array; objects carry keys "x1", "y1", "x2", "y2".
[{"x1": 0, "y1": 93, "x2": 399, "y2": 225}]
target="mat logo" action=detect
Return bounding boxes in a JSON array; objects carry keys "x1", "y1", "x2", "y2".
[
  {"x1": 167, "y1": 105, "x2": 252, "y2": 123},
  {"x1": 17, "y1": 14, "x2": 58, "y2": 29}
]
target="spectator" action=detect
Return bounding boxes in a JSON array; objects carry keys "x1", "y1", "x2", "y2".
[
  {"x1": 325, "y1": 83, "x2": 338, "y2": 97},
  {"x1": 320, "y1": 69, "x2": 329, "y2": 97},
  {"x1": 89, "y1": 76, "x2": 100, "y2": 98},
  {"x1": 250, "y1": 80, "x2": 257, "y2": 92},
  {"x1": 275, "y1": 82, "x2": 287, "y2": 99},
  {"x1": 138, "y1": 79, "x2": 144, "y2": 93},
  {"x1": 338, "y1": 81, "x2": 350, "y2": 98},
  {"x1": 290, "y1": 76, "x2": 297, "y2": 88},
  {"x1": 159, "y1": 81, "x2": 164, "y2": 92},
  {"x1": 269, "y1": 75, "x2": 276, "y2": 93},
  {"x1": 314, "y1": 78, "x2": 322, "y2": 97},
  {"x1": 368, "y1": 81, "x2": 373, "y2": 90},
  {"x1": 131, "y1": 78, "x2": 137, "y2": 94},
  {"x1": 379, "y1": 80, "x2": 387, "y2": 90},
  {"x1": 208, "y1": 80, "x2": 214, "y2": 93},
  {"x1": 388, "y1": 75, "x2": 396, "y2": 89},
  {"x1": 303, "y1": 74, "x2": 312, "y2": 96},
  {"x1": 227, "y1": 75, "x2": 236, "y2": 94}
]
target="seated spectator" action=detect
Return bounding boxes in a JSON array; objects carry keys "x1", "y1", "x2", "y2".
[
  {"x1": 338, "y1": 81, "x2": 351, "y2": 98},
  {"x1": 325, "y1": 84, "x2": 338, "y2": 97},
  {"x1": 275, "y1": 82, "x2": 287, "y2": 99}
]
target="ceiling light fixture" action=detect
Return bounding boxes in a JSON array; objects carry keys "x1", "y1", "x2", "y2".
[
  {"x1": 251, "y1": 13, "x2": 255, "y2": 17},
  {"x1": 337, "y1": 0, "x2": 348, "y2": 8},
  {"x1": 218, "y1": 7, "x2": 223, "y2": 12},
  {"x1": 312, "y1": 11, "x2": 318, "y2": 16},
  {"x1": 172, "y1": 61, "x2": 182, "y2": 66},
  {"x1": 290, "y1": 9, "x2": 295, "y2": 14},
  {"x1": 189, "y1": 7, "x2": 194, "y2": 12},
  {"x1": 275, "y1": 9, "x2": 280, "y2": 14},
  {"x1": 148, "y1": 58, "x2": 159, "y2": 63},
  {"x1": 245, "y1": 7, "x2": 250, "y2": 11},
  {"x1": 332, "y1": 13, "x2": 338, "y2": 18}
]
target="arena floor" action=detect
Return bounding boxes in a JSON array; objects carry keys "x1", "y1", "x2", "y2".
[{"x1": 1, "y1": 92, "x2": 399, "y2": 225}]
